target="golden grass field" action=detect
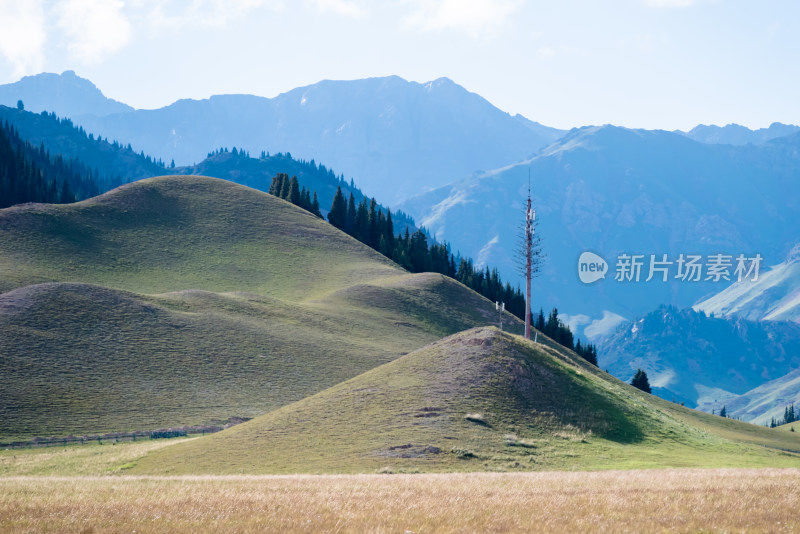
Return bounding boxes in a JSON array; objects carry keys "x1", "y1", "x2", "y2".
[{"x1": 1, "y1": 468, "x2": 798, "y2": 533}]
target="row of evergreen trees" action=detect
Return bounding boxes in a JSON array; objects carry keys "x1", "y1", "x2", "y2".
[
  {"x1": 326, "y1": 185, "x2": 536, "y2": 322},
  {"x1": 0, "y1": 120, "x2": 93, "y2": 207},
  {"x1": 534, "y1": 308, "x2": 599, "y2": 365},
  {"x1": 36, "y1": 110, "x2": 169, "y2": 170},
  {"x1": 267, "y1": 177, "x2": 598, "y2": 366},
  {"x1": 769, "y1": 404, "x2": 797, "y2": 428},
  {"x1": 268, "y1": 173, "x2": 322, "y2": 217}
]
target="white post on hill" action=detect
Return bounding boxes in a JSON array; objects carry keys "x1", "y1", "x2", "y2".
[{"x1": 496, "y1": 301, "x2": 505, "y2": 331}]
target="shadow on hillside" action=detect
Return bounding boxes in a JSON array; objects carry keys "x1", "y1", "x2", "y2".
[{"x1": 492, "y1": 347, "x2": 647, "y2": 444}]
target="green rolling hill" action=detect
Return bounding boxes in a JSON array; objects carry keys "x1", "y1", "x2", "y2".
[
  {"x1": 0, "y1": 175, "x2": 518, "y2": 440},
  {"x1": 133, "y1": 327, "x2": 800, "y2": 475}
]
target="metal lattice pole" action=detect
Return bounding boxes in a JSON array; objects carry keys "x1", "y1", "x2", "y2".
[{"x1": 525, "y1": 176, "x2": 534, "y2": 340}]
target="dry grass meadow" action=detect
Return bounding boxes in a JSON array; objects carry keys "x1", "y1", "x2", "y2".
[{"x1": 1, "y1": 468, "x2": 798, "y2": 533}]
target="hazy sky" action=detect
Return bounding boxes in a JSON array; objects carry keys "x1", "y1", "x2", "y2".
[{"x1": 0, "y1": 0, "x2": 797, "y2": 130}]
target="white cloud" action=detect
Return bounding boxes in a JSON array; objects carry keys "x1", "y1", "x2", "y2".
[
  {"x1": 584, "y1": 311, "x2": 627, "y2": 340},
  {"x1": 55, "y1": 0, "x2": 132, "y2": 64},
  {"x1": 314, "y1": 0, "x2": 366, "y2": 18},
  {"x1": 403, "y1": 0, "x2": 522, "y2": 38},
  {"x1": 0, "y1": 0, "x2": 46, "y2": 78},
  {"x1": 145, "y1": 0, "x2": 282, "y2": 30},
  {"x1": 561, "y1": 313, "x2": 591, "y2": 335}
]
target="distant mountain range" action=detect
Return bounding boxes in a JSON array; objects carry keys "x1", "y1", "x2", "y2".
[
  {"x1": 598, "y1": 305, "x2": 800, "y2": 412},
  {"x1": 0, "y1": 71, "x2": 133, "y2": 117},
  {"x1": 599, "y1": 246, "x2": 800, "y2": 424},
  {"x1": 694, "y1": 244, "x2": 800, "y2": 323},
  {"x1": 0, "y1": 71, "x2": 565, "y2": 203},
  {"x1": 680, "y1": 123, "x2": 800, "y2": 146},
  {"x1": 696, "y1": 367, "x2": 800, "y2": 426},
  {"x1": 400, "y1": 126, "x2": 800, "y2": 326}
]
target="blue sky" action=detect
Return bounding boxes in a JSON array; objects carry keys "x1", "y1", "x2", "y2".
[{"x1": 0, "y1": 0, "x2": 797, "y2": 130}]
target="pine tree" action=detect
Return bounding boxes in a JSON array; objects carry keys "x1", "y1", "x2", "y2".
[
  {"x1": 328, "y1": 186, "x2": 347, "y2": 230},
  {"x1": 367, "y1": 198, "x2": 379, "y2": 248},
  {"x1": 385, "y1": 210, "x2": 395, "y2": 253},
  {"x1": 288, "y1": 176, "x2": 300, "y2": 205},
  {"x1": 268, "y1": 175, "x2": 280, "y2": 195},
  {"x1": 300, "y1": 187, "x2": 312, "y2": 210},
  {"x1": 346, "y1": 193, "x2": 356, "y2": 234},
  {"x1": 279, "y1": 175, "x2": 291, "y2": 199},
  {"x1": 409, "y1": 230, "x2": 429, "y2": 272},
  {"x1": 268, "y1": 173, "x2": 286, "y2": 196},
  {"x1": 630, "y1": 369, "x2": 651, "y2": 394},
  {"x1": 546, "y1": 308, "x2": 558, "y2": 332},
  {"x1": 59, "y1": 178, "x2": 75, "y2": 203},
  {"x1": 311, "y1": 191, "x2": 322, "y2": 218},
  {"x1": 354, "y1": 198, "x2": 368, "y2": 242},
  {"x1": 719, "y1": 405, "x2": 727, "y2": 418}
]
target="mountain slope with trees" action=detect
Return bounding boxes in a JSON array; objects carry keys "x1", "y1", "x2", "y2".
[
  {"x1": 176, "y1": 148, "x2": 418, "y2": 231},
  {"x1": 696, "y1": 367, "x2": 800, "y2": 426},
  {"x1": 0, "y1": 105, "x2": 165, "y2": 187},
  {"x1": 0, "y1": 120, "x2": 85, "y2": 207},
  {"x1": 269, "y1": 172, "x2": 598, "y2": 365},
  {"x1": 598, "y1": 306, "x2": 800, "y2": 411}
]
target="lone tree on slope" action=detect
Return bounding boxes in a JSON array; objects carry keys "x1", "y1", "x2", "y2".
[{"x1": 630, "y1": 368, "x2": 652, "y2": 394}]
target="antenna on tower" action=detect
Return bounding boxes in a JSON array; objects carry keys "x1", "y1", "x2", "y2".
[{"x1": 528, "y1": 168, "x2": 531, "y2": 195}]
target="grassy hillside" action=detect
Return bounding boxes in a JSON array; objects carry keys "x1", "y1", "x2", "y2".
[
  {"x1": 0, "y1": 175, "x2": 401, "y2": 300},
  {"x1": 0, "y1": 176, "x2": 519, "y2": 440},
  {"x1": 133, "y1": 327, "x2": 800, "y2": 474},
  {"x1": 778, "y1": 421, "x2": 797, "y2": 432}
]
